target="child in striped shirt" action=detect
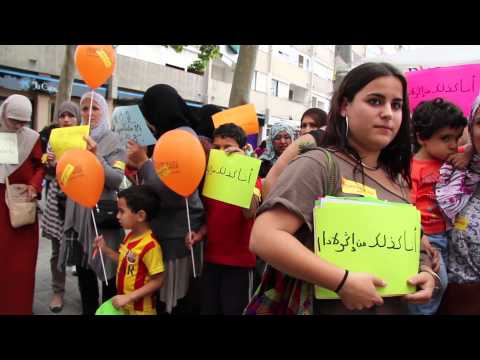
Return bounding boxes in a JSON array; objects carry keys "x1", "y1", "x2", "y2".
[{"x1": 94, "y1": 185, "x2": 165, "y2": 315}]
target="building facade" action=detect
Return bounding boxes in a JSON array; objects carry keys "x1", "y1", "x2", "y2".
[{"x1": 0, "y1": 45, "x2": 406, "y2": 142}]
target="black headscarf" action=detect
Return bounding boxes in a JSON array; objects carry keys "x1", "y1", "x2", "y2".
[
  {"x1": 194, "y1": 104, "x2": 223, "y2": 139},
  {"x1": 139, "y1": 84, "x2": 199, "y2": 138}
]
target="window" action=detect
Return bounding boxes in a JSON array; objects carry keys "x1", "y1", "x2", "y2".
[
  {"x1": 271, "y1": 79, "x2": 289, "y2": 98},
  {"x1": 298, "y1": 55, "x2": 304, "y2": 68},
  {"x1": 271, "y1": 79, "x2": 279, "y2": 97},
  {"x1": 251, "y1": 72, "x2": 257, "y2": 91},
  {"x1": 312, "y1": 96, "x2": 317, "y2": 108},
  {"x1": 306, "y1": 58, "x2": 310, "y2": 70},
  {"x1": 289, "y1": 89, "x2": 294, "y2": 101},
  {"x1": 252, "y1": 71, "x2": 267, "y2": 93},
  {"x1": 278, "y1": 81, "x2": 290, "y2": 99}
]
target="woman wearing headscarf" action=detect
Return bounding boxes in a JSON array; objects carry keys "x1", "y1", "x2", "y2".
[
  {"x1": 42, "y1": 101, "x2": 81, "y2": 313},
  {"x1": 258, "y1": 122, "x2": 295, "y2": 178},
  {"x1": 58, "y1": 91, "x2": 126, "y2": 315},
  {"x1": 436, "y1": 95, "x2": 480, "y2": 314},
  {"x1": 0, "y1": 94, "x2": 45, "y2": 314},
  {"x1": 195, "y1": 104, "x2": 223, "y2": 160},
  {"x1": 127, "y1": 84, "x2": 205, "y2": 314}
]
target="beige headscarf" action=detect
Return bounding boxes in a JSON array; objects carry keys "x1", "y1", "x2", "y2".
[{"x1": 0, "y1": 94, "x2": 39, "y2": 183}]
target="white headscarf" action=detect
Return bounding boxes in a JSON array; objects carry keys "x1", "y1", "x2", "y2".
[
  {"x1": 80, "y1": 91, "x2": 110, "y2": 142},
  {"x1": 0, "y1": 94, "x2": 39, "y2": 183}
]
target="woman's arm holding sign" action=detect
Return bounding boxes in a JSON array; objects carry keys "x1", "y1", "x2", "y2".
[{"x1": 250, "y1": 205, "x2": 386, "y2": 311}]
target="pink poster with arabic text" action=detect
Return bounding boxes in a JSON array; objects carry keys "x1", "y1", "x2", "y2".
[{"x1": 405, "y1": 63, "x2": 480, "y2": 117}]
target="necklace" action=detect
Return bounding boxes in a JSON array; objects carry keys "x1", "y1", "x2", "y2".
[
  {"x1": 360, "y1": 162, "x2": 380, "y2": 171},
  {"x1": 345, "y1": 151, "x2": 380, "y2": 171}
]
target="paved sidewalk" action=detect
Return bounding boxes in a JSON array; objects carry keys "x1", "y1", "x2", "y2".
[{"x1": 33, "y1": 234, "x2": 82, "y2": 315}]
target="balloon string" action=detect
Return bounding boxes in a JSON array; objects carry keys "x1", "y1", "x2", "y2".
[
  {"x1": 91, "y1": 208, "x2": 109, "y2": 286},
  {"x1": 87, "y1": 89, "x2": 94, "y2": 128},
  {"x1": 185, "y1": 197, "x2": 197, "y2": 278}
]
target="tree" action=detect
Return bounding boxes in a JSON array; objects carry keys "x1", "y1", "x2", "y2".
[
  {"x1": 167, "y1": 45, "x2": 259, "y2": 107},
  {"x1": 54, "y1": 45, "x2": 76, "y2": 123},
  {"x1": 54, "y1": 45, "x2": 259, "y2": 120},
  {"x1": 228, "y1": 45, "x2": 258, "y2": 107},
  {"x1": 333, "y1": 45, "x2": 352, "y2": 91},
  {"x1": 166, "y1": 45, "x2": 221, "y2": 74}
]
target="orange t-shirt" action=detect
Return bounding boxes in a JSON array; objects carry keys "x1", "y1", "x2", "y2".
[{"x1": 410, "y1": 158, "x2": 446, "y2": 234}]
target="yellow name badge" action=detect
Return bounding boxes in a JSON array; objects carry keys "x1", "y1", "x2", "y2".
[
  {"x1": 454, "y1": 216, "x2": 469, "y2": 231},
  {"x1": 341, "y1": 177, "x2": 378, "y2": 198},
  {"x1": 112, "y1": 160, "x2": 126, "y2": 171}
]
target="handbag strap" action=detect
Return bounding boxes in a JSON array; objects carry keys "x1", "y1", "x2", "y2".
[{"x1": 5, "y1": 176, "x2": 12, "y2": 205}]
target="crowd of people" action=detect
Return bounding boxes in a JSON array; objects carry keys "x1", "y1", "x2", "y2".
[{"x1": 0, "y1": 61, "x2": 479, "y2": 315}]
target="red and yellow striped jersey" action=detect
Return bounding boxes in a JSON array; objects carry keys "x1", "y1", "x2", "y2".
[{"x1": 116, "y1": 230, "x2": 164, "y2": 315}]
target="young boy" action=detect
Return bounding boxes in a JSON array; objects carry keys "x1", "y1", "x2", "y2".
[
  {"x1": 410, "y1": 98, "x2": 469, "y2": 315},
  {"x1": 94, "y1": 185, "x2": 165, "y2": 315},
  {"x1": 185, "y1": 123, "x2": 261, "y2": 315}
]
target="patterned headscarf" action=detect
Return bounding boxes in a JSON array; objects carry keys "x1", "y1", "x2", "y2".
[
  {"x1": 80, "y1": 91, "x2": 109, "y2": 142},
  {"x1": 436, "y1": 95, "x2": 480, "y2": 225},
  {"x1": 259, "y1": 122, "x2": 295, "y2": 164}
]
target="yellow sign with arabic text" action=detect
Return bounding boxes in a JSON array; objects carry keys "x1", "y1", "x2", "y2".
[
  {"x1": 313, "y1": 196, "x2": 420, "y2": 299},
  {"x1": 202, "y1": 149, "x2": 261, "y2": 208},
  {"x1": 49, "y1": 125, "x2": 90, "y2": 160}
]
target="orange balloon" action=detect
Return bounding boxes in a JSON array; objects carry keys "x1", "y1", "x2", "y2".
[
  {"x1": 75, "y1": 45, "x2": 116, "y2": 89},
  {"x1": 56, "y1": 149, "x2": 105, "y2": 208},
  {"x1": 153, "y1": 129, "x2": 206, "y2": 197}
]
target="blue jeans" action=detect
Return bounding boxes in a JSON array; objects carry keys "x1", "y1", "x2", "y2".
[{"x1": 408, "y1": 231, "x2": 449, "y2": 315}]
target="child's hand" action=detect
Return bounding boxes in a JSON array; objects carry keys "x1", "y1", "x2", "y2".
[
  {"x1": 403, "y1": 271, "x2": 435, "y2": 304},
  {"x1": 421, "y1": 235, "x2": 440, "y2": 273},
  {"x1": 93, "y1": 235, "x2": 107, "y2": 258},
  {"x1": 447, "y1": 151, "x2": 471, "y2": 170},
  {"x1": 47, "y1": 151, "x2": 56, "y2": 166},
  {"x1": 430, "y1": 248, "x2": 440, "y2": 273},
  {"x1": 224, "y1": 146, "x2": 245, "y2": 156},
  {"x1": 111, "y1": 294, "x2": 132, "y2": 309},
  {"x1": 184, "y1": 230, "x2": 204, "y2": 250}
]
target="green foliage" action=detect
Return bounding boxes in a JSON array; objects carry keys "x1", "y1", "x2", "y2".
[
  {"x1": 188, "y1": 45, "x2": 222, "y2": 74},
  {"x1": 168, "y1": 45, "x2": 186, "y2": 53},
  {"x1": 165, "y1": 45, "x2": 222, "y2": 75}
]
